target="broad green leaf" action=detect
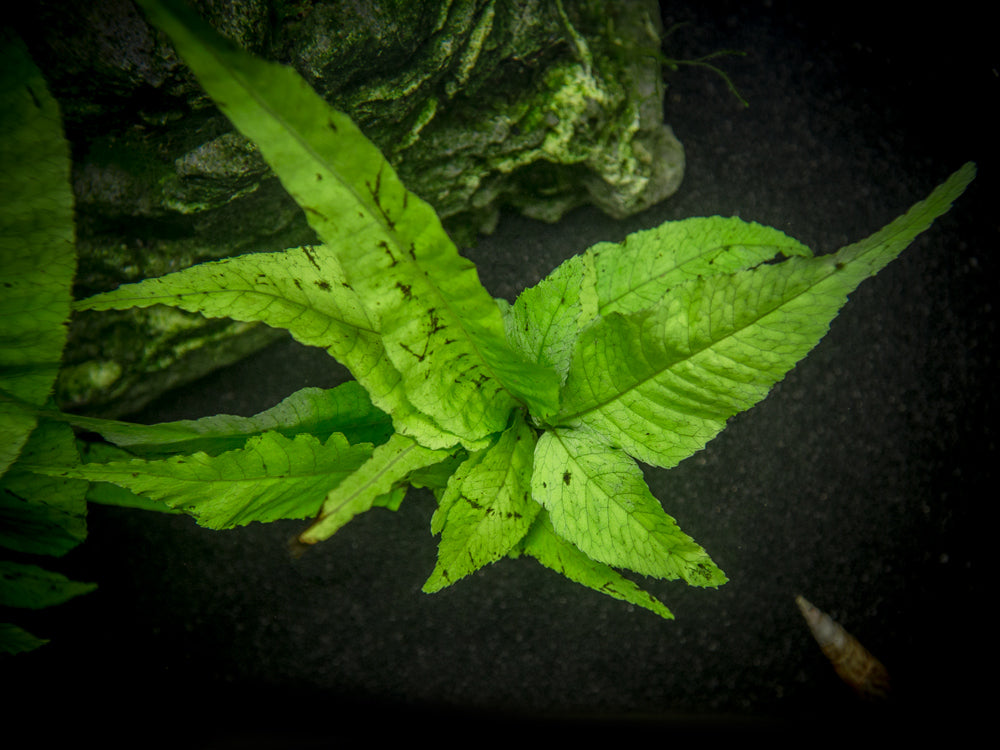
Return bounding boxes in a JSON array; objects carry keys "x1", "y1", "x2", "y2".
[
  {"x1": 423, "y1": 411, "x2": 540, "y2": 592},
  {"x1": 587, "y1": 217, "x2": 813, "y2": 317},
  {"x1": 0, "y1": 30, "x2": 75, "y2": 475},
  {"x1": 134, "y1": 0, "x2": 560, "y2": 446},
  {"x1": 511, "y1": 510, "x2": 675, "y2": 620},
  {"x1": 505, "y1": 217, "x2": 810, "y2": 385},
  {"x1": 62, "y1": 382, "x2": 393, "y2": 457},
  {"x1": 297, "y1": 433, "x2": 453, "y2": 545},
  {"x1": 532, "y1": 428, "x2": 726, "y2": 586},
  {"x1": 0, "y1": 560, "x2": 96, "y2": 609},
  {"x1": 76, "y1": 245, "x2": 459, "y2": 448},
  {"x1": 557, "y1": 163, "x2": 976, "y2": 468},
  {"x1": 0, "y1": 419, "x2": 88, "y2": 556},
  {"x1": 35, "y1": 431, "x2": 373, "y2": 529}
]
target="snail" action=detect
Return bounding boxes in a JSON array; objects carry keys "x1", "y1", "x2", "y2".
[{"x1": 795, "y1": 595, "x2": 891, "y2": 701}]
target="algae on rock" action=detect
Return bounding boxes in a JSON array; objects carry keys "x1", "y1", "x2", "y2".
[{"x1": 14, "y1": 0, "x2": 683, "y2": 416}]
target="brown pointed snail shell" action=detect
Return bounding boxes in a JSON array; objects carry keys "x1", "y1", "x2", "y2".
[{"x1": 795, "y1": 595, "x2": 891, "y2": 701}]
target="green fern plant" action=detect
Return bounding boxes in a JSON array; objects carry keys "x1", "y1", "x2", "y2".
[{"x1": 4, "y1": 0, "x2": 975, "y2": 633}]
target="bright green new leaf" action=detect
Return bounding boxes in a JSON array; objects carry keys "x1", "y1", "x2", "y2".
[
  {"x1": 532, "y1": 428, "x2": 726, "y2": 586},
  {"x1": 37, "y1": 431, "x2": 374, "y2": 529},
  {"x1": 505, "y1": 218, "x2": 812, "y2": 382},
  {"x1": 0, "y1": 31, "x2": 94, "y2": 654},
  {"x1": 512, "y1": 510, "x2": 675, "y2": 619},
  {"x1": 297, "y1": 433, "x2": 453, "y2": 545},
  {"x1": 502, "y1": 252, "x2": 598, "y2": 383},
  {"x1": 133, "y1": 0, "x2": 560, "y2": 447},
  {"x1": 424, "y1": 410, "x2": 540, "y2": 592},
  {"x1": 556, "y1": 163, "x2": 976, "y2": 469},
  {"x1": 586, "y1": 217, "x2": 814, "y2": 317}
]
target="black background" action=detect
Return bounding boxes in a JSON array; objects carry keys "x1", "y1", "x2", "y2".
[{"x1": 7, "y1": 0, "x2": 997, "y2": 743}]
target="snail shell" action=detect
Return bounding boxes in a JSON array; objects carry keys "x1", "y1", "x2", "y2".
[{"x1": 795, "y1": 595, "x2": 891, "y2": 701}]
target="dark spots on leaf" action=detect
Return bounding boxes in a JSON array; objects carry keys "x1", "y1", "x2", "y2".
[
  {"x1": 396, "y1": 282, "x2": 412, "y2": 299},
  {"x1": 835, "y1": 261, "x2": 846, "y2": 271},
  {"x1": 400, "y1": 340, "x2": 428, "y2": 362},
  {"x1": 379, "y1": 240, "x2": 397, "y2": 267},
  {"x1": 302, "y1": 246, "x2": 322, "y2": 272},
  {"x1": 327, "y1": 118, "x2": 338, "y2": 132},
  {"x1": 562, "y1": 471, "x2": 572, "y2": 485},
  {"x1": 408, "y1": 243, "x2": 417, "y2": 260},
  {"x1": 464, "y1": 496, "x2": 484, "y2": 511},
  {"x1": 316, "y1": 173, "x2": 323, "y2": 181},
  {"x1": 427, "y1": 308, "x2": 445, "y2": 335},
  {"x1": 366, "y1": 163, "x2": 396, "y2": 231},
  {"x1": 315, "y1": 280, "x2": 332, "y2": 291},
  {"x1": 294, "y1": 278, "x2": 303, "y2": 290}
]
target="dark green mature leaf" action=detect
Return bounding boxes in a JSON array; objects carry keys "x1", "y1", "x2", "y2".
[
  {"x1": 0, "y1": 30, "x2": 91, "y2": 654},
  {"x1": 0, "y1": 29, "x2": 76, "y2": 475},
  {"x1": 0, "y1": 420, "x2": 87, "y2": 556}
]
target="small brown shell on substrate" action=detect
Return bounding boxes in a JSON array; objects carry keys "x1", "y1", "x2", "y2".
[{"x1": 795, "y1": 595, "x2": 891, "y2": 701}]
